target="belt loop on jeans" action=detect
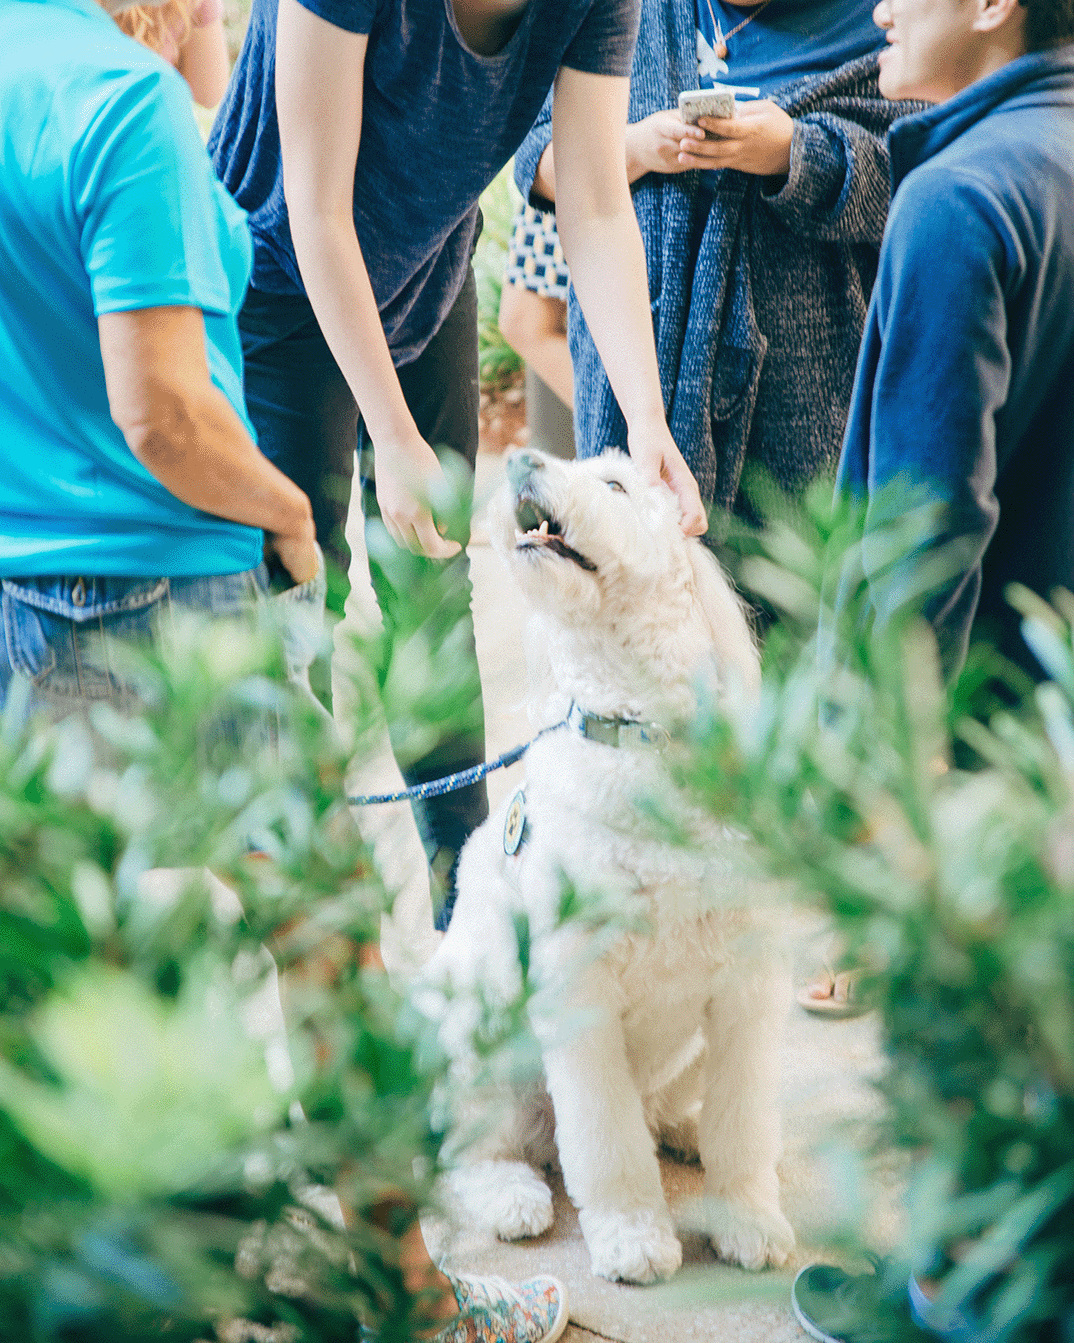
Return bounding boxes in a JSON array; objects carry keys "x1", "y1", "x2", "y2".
[{"x1": 71, "y1": 578, "x2": 87, "y2": 607}]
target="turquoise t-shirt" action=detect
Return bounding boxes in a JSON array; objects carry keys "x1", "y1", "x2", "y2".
[{"x1": 0, "y1": 0, "x2": 262, "y2": 577}]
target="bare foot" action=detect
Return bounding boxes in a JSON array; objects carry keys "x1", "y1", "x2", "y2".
[
  {"x1": 797, "y1": 965, "x2": 870, "y2": 1018},
  {"x1": 805, "y1": 967, "x2": 855, "y2": 1004}
]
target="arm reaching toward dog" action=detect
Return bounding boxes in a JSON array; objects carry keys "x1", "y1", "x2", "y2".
[
  {"x1": 549, "y1": 66, "x2": 706, "y2": 537},
  {"x1": 275, "y1": 0, "x2": 460, "y2": 560}
]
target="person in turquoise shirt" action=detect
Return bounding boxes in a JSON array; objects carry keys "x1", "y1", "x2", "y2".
[
  {"x1": 0, "y1": 0, "x2": 318, "y2": 720},
  {"x1": 0, "y1": 9, "x2": 573, "y2": 1338}
]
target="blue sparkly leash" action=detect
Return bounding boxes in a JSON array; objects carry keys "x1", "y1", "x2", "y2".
[
  {"x1": 346, "y1": 703, "x2": 670, "y2": 805},
  {"x1": 346, "y1": 718, "x2": 570, "y2": 806}
]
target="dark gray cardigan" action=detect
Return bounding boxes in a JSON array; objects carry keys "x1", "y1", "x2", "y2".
[{"x1": 514, "y1": 7, "x2": 918, "y2": 513}]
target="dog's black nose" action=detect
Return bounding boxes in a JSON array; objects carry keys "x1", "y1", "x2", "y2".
[{"x1": 506, "y1": 450, "x2": 544, "y2": 490}]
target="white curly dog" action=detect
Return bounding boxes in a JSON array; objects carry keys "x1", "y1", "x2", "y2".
[{"x1": 421, "y1": 448, "x2": 794, "y2": 1284}]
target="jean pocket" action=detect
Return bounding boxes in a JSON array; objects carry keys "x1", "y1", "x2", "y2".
[
  {"x1": 270, "y1": 547, "x2": 328, "y2": 682},
  {"x1": 1, "y1": 576, "x2": 168, "y2": 706}
]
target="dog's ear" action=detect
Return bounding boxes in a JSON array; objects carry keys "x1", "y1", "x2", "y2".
[{"x1": 687, "y1": 542, "x2": 761, "y2": 703}]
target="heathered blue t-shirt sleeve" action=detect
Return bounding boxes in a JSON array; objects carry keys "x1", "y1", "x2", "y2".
[
  {"x1": 74, "y1": 66, "x2": 233, "y2": 317},
  {"x1": 292, "y1": 0, "x2": 378, "y2": 34},
  {"x1": 560, "y1": 0, "x2": 639, "y2": 76}
]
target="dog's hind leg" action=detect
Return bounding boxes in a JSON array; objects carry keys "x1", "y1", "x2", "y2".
[
  {"x1": 444, "y1": 1083, "x2": 555, "y2": 1241},
  {"x1": 696, "y1": 951, "x2": 795, "y2": 1271},
  {"x1": 650, "y1": 1030, "x2": 706, "y2": 1163},
  {"x1": 543, "y1": 968, "x2": 682, "y2": 1284},
  {"x1": 447, "y1": 1159, "x2": 555, "y2": 1240}
]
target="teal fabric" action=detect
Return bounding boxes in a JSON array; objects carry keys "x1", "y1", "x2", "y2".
[{"x1": 0, "y1": 0, "x2": 262, "y2": 578}]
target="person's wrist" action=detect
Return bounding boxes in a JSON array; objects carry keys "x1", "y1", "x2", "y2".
[
  {"x1": 281, "y1": 503, "x2": 315, "y2": 543},
  {"x1": 368, "y1": 423, "x2": 430, "y2": 469},
  {"x1": 624, "y1": 124, "x2": 648, "y2": 182},
  {"x1": 626, "y1": 406, "x2": 670, "y2": 439}
]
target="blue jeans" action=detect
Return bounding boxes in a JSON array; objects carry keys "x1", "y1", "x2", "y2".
[{"x1": 0, "y1": 568, "x2": 268, "y2": 726}]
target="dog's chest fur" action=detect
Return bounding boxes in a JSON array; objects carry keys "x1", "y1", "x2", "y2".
[
  {"x1": 508, "y1": 733, "x2": 745, "y2": 921},
  {"x1": 492, "y1": 732, "x2": 748, "y2": 1069}
]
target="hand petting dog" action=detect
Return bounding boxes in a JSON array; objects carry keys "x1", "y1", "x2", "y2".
[{"x1": 627, "y1": 416, "x2": 707, "y2": 536}]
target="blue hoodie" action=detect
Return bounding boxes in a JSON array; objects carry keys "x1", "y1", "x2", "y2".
[{"x1": 833, "y1": 47, "x2": 1074, "y2": 681}]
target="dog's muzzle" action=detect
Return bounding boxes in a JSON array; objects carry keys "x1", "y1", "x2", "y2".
[{"x1": 513, "y1": 490, "x2": 597, "y2": 572}]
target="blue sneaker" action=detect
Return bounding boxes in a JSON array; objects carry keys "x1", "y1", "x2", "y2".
[
  {"x1": 791, "y1": 1262, "x2": 938, "y2": 1343},
  {"x1": 792, "y1": 1261, "x2": 987, "y2": 1343}
]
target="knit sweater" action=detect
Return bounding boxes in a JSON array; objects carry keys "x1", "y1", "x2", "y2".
[{"x1": 514, "y1": 4, "x2": 916, "y2": 514}]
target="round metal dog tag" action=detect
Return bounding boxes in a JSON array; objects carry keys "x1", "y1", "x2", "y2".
[{"x1": 503, "y1": 789, "x2": 527, "y2": 855}]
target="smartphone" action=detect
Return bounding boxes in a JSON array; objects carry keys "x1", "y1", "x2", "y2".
[{"x1": 678, "y1": 86, "x2": 736, "y2": 124}]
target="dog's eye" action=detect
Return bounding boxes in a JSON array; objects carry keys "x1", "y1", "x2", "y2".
[{"x1": 605, "y1": 479, "x2": 626, "y2": 493}]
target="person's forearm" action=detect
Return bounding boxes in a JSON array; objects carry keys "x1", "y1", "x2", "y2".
[
  {"x1": 533, "y1": 143, "x2": 557, "y2": 202},
  {"x1": 286, "y1": 199, "x2": 461, "y2": 558},
  {"x1": 98, "y1": 306, "x2": 314, "y2": 547},
  {"x1": 177, "y1": 20, "x2": 230, "y2": 108},
  {"x1": 624, "y1": 121, "x2": 660, "y2": 185},
  {"x1": 288, "y1": 207, "x2": 420, "y2": 453},
  {"x1": 127, "y1": 383, "x2": 313, "y2": 542},
  {"x1": 624, "y1": 138, "x2": 649, "y2": 185}
]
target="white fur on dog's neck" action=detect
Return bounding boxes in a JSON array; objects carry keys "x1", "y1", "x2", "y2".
[{"x1": 494, "y1": 451, "x2": 758, "y2": 734}]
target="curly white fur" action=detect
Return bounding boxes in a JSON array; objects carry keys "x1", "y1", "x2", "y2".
[{"x1": 419, "y1": 450, "x2": 793, "y2": 1284}]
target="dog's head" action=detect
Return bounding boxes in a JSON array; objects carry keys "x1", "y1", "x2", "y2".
[{"x1": 489, "y1": 449, "x2": 759, "y2": 715}]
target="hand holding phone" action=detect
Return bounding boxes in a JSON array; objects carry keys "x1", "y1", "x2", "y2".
[
  {"x1": 678, "y1": 87, "x2": 736, "y2": 125},
  {"x1": 677, "y1": 85, "x2": 761, "y2": 138}
]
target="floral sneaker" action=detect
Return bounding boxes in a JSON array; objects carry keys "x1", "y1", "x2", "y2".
[{"x1": 434, "y1": 1270, "x2": 568, "y2": 1343}]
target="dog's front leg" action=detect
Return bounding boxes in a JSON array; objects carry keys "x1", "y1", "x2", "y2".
[
  {"x1": 542, "y1": 967, "x2": 682, "y2": 1284},
  {"x1": 696, "y1": 955, "x2": 795, "y2": 1270}
]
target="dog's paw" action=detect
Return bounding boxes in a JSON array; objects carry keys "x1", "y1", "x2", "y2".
[
  {"x1": 700, "y1": 1196, "x2": 795, "y2": 1271},
  {"x1": 449, "y1": 1161, "x2": 554, "y2": 1241},
  {"x1": 579, "y1": 1206, "x2": 683, "y2": 1284}
]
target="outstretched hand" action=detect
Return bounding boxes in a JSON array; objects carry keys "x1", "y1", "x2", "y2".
[
  {"x1": 628, "y1": 420, "x2": 707, "y2": 536},
  {"x1": 373, "y1": 436, "x2": 463, "y2": 559}
]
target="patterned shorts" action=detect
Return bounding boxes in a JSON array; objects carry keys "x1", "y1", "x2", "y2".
[{"x1": 504, "y1": 203, "x2": 570, "y2": 301}]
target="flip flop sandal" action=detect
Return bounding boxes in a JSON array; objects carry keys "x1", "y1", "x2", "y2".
[{"x1": 797, "y1": 965, "x2": 873, "y2": 1020}]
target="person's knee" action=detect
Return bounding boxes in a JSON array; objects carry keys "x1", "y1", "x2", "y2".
[{"x1": 498, "y1": 282, "x2": 564, "y2": 361}]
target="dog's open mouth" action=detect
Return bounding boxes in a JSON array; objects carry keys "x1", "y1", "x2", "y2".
[{"x1": 514, "y1": 493, "x2": 597, "y2": 572}]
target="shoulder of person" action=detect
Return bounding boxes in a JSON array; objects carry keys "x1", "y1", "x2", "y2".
[
  {"x1": 72, "y1": 59, "x2": 204, "y2": 179},
  {"x1": 885, "y1": 159, "x2": 1023, "y2": 282},
  {"x1": 191, "y1": 0, "x2": 225, "y2": 26}
]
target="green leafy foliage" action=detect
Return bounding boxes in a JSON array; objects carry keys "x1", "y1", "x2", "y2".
[
  {"x1": 685, "y1": 487, "x2": 1074, "y2": 1340},
  {"x1": 0, "y1": 615, "x2": 454, "y2": 1343},
  {"x1": 475, "y1": 165, "x2": 524, "y2": 391}
]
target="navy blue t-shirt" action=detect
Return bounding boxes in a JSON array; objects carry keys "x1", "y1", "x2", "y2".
[{"x1": 210, "y1": 0, "x2": 638, "y2": 366}]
